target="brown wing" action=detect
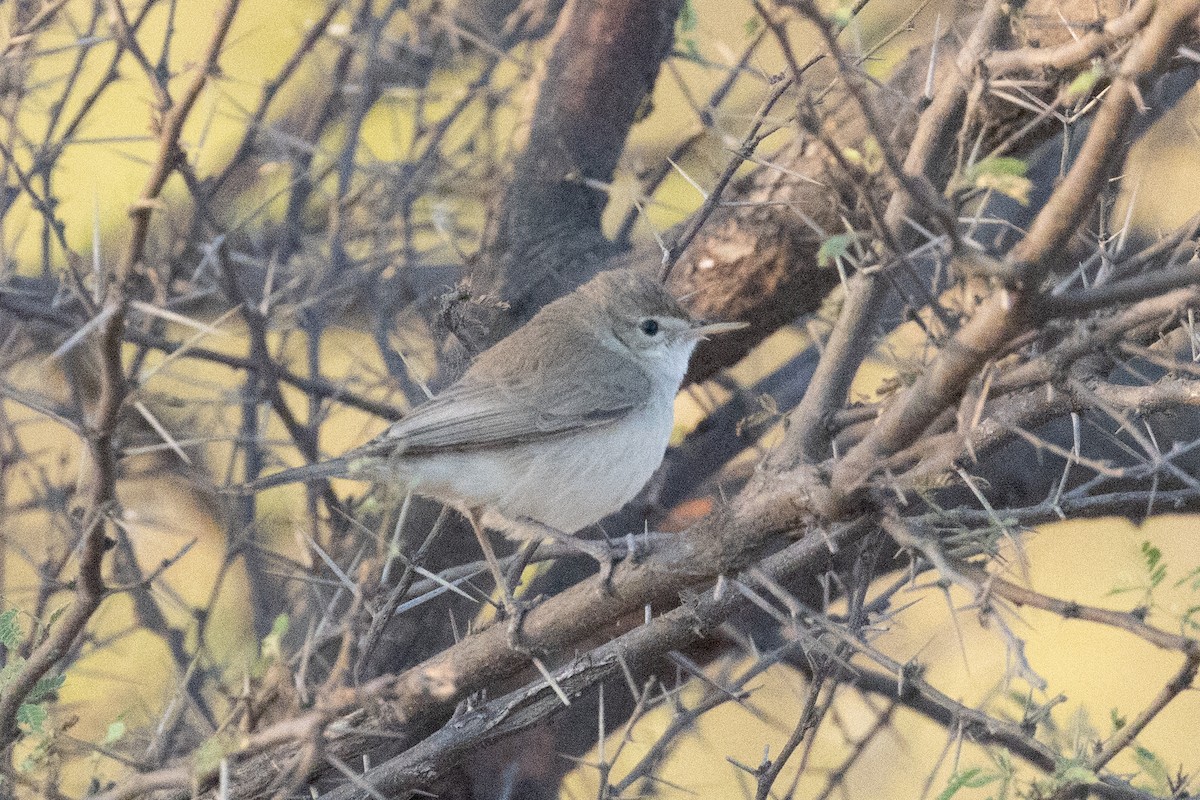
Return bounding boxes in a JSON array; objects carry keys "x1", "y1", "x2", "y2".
[{"x1": 371, "y1": 344, "x2": 652, "y2": 455}]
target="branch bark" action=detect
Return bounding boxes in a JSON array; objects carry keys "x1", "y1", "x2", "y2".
[{"x1": 476, "y1": 0, "x2": 685, "y2": 329}]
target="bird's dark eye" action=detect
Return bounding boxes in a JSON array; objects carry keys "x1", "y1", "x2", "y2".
[{"x1": 640, "y1": 319, "x2": 660, "y2": 336}]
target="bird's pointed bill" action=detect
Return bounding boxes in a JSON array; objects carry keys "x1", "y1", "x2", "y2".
[{"x1": 689, "y1": 320, "x2": 749, "y2": 337}]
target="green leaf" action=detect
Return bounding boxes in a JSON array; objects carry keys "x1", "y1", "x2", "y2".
[
  {"x1": 975, "y1": 172, "x2": 1030, "y2": 205},
  {"x1": 25, "y1": 673, "x2": 64, "y2": 704},
  {"x1": 817, "y1": 233, "x2": 859, "y2": 268},
  {"x1": 963, "y1": 157, "x2": 1032, "y2": 205},
  {"x1": 678, "y1": 0, "x2": 698, "y2": 33},
  {"x1": 936, "y1": 768, "x2": 998, "y2": 800},
  {"x1": 1182, "y1": 604, "x2": 1200, "y2": 633},
  {"x1": 842, "y1": 137, "x2": 883, "y2": 174},
  {"x1": 46, "y1": 604, "x2": 68, "y2": 629},
  {"x1": 1141, "y1": 540, "x2": 1167, "y2": 587},
  {"x1": 270, "y1": 613, "x2": 291, "y2": 638},
  {"x1": 194, "y1": 735, "x2": 231, "y2": 777},
  {"x1": 1055, "y1": 759, "x2": 1098, "y2": 786},
  {"x1": 1109, "y1": 708, "x2": 1126, "y2": 731},
  {"x1": 1132, "y1": 746, "x2": 1172, "y2": 791},
  {"x1": 18, "y1": 735, "x2": 50, "y2": 773},
  {"x1": 1174, "y1": 565, "x2": 1200, "y2": 591},
  {"x1": 102, "y1": 717, "x2": 127, "y2": 747},
  {"x1": 968, "y1": 157, "x2": 1027, "y2": 178},
  {"x1": 831, "y1": 3, "x2": 855, "y2": 30},
  {"x1": 16, "y1": 703, "x2": 47, "y2": 733},
  {"x1": 673, "y1": 1, "x2": 702, "y2": 64},
  {"x1": 1067, "y1": 64, "x2": 1104, "y2": 99},
  {"x1": 0, "y1": 609, "x2": 21, "y2": 648},
  {"x1": 256, "y1": 613, "x2": 290, "y2": 673},
  {"x1": 744, "y1": 15, "x2": 760, "y2": 37},
  {"x1": 263, "y1": 614, "x2": 289, "y2": 654}
]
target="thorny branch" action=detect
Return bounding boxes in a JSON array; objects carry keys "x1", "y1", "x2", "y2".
[{"x1": 1, "y1": 1, "x2": 1200, "y2": 799}]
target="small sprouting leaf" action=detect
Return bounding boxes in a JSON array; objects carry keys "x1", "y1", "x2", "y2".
[
  {"x1": 970, "y1": 157, "x2": 1027, "y2": 177},
  {"x1": 1141, "y1": 541, "x2": 1167, "y2": 587},
  {"x1": 965, "y1": 157, "x2": 1032, "y2": 205},
  {"x1": 102, "y1": 716, "x2": 127, "y2": 747},
  {"x1": 1109, "y1": 708, "x2": 1126, "y2": 731},
  {"x1": 744, "y1": 15, "x2": 760, "y2": 37},
  {"x1": 1132, "y1": 746, "x2": 1172, "y2": 792},
  {"x1": 18, "y1": 735, "x2": 50, "y2": 773},
  {"x1": 260, "y1": 614, "x2": 289, "y2": 665},
  {"x1": 936, "y1": 768, "x2": 998, "y2": 800},
  {"x1": 633, "y1": 92, "x2": 655, "y2": 123},
  {"x1": 46, "y1": 604, "x2": 69, "y2": 628},
  {"x1": 16, "y1": 703, "x2": 47, "y2": 733},
  {"x1": 842, "y1": 137, "x2": 883, "y2": 174},
  {"x1": 1182, "y1": 604, "x2": 1200, "y2": 633},
  {"x1": 0, "y1": 609, "x2": 21, "y2": 648},
  {"x1": 1055, "y1": 758, "x2": 1098, "y2": 787},
  {"x1": 678, "y1": 0, "x2": 698, "y2": 33},
  {"x1": 26, "y1": 673, "x2": 64, "y2": 704},
  {"x1": 817, "y1": 233, "x2": 859, "y2": 268},
  {"x1": 830, "y1": 3, "x2": 855, "y2": 30},
  {"x1": 862, "y1": 138, "x2": 883, "y2": 172},
  {"x1": 674, "y1": 1, "x2": 701, "y2": 63},
  {"x1": 1067, "y1": 64, "x2": 1104, "y2": 99},
  {"x1": 268, "y1": 613, "x2": 289, "y2": 641},
  {"x1": 1175, "y1": 565, "x2": 1200, "y2": 591},
  {"x1": 194, "y1": 735, "x2": 231, "y2": 777}
]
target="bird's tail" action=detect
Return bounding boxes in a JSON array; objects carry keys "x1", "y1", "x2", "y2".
[{"x1": 244, "y1": 458, "x2": 352, "y2": 493}]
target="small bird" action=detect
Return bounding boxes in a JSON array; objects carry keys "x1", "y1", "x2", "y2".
[{"x1": 252, "y1": 268, "x2": 745, "y2": 617}]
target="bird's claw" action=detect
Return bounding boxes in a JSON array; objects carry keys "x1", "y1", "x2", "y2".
[
  {"x1": 569, "y1": 536, "x2": 619, "y2": 595},
  {"x1": 500, "y1": 594, "x2": 537, "y2": 653},
  {"x1": 596, "y1": 552, "x2": 617, "y2": 595}
]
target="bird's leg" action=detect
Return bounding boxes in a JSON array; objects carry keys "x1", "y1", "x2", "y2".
[
  {"x1": 466, "y1": 509, "x2": 531, "y2": 650},
  {"x1": 515, "y1": 517, "x2": 618, "y2": 592},
  {"x1": 505, "y1": 540, "x2": 541, "y2": 597}
]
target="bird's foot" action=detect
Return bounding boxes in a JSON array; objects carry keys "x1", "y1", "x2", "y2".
[
  {"x1": 625, "y1": 531, "x2": 644, "y2": 564},
  {"x1": 499, "y1": 594, "x2": 539, "y2": 653},
  {"x1": 513, "y1": 517, "x2": 622, "y2": 595},
  {"x1": 569, "y1": 536, "x2": 619, "y2": 595}
]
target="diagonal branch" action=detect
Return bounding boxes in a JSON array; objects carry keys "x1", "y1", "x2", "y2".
[{"x1": 827, "y1": 0, "x2": 1200, "y2": 510}]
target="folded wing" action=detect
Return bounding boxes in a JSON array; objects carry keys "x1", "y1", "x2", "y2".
[{"x1": 375, "y1": 346, "x2": 651, "y2": 455}]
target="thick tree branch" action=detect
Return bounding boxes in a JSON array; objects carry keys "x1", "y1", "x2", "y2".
[{"x1": 478, "y1": 0, "x2": 685, "y2": 317}]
